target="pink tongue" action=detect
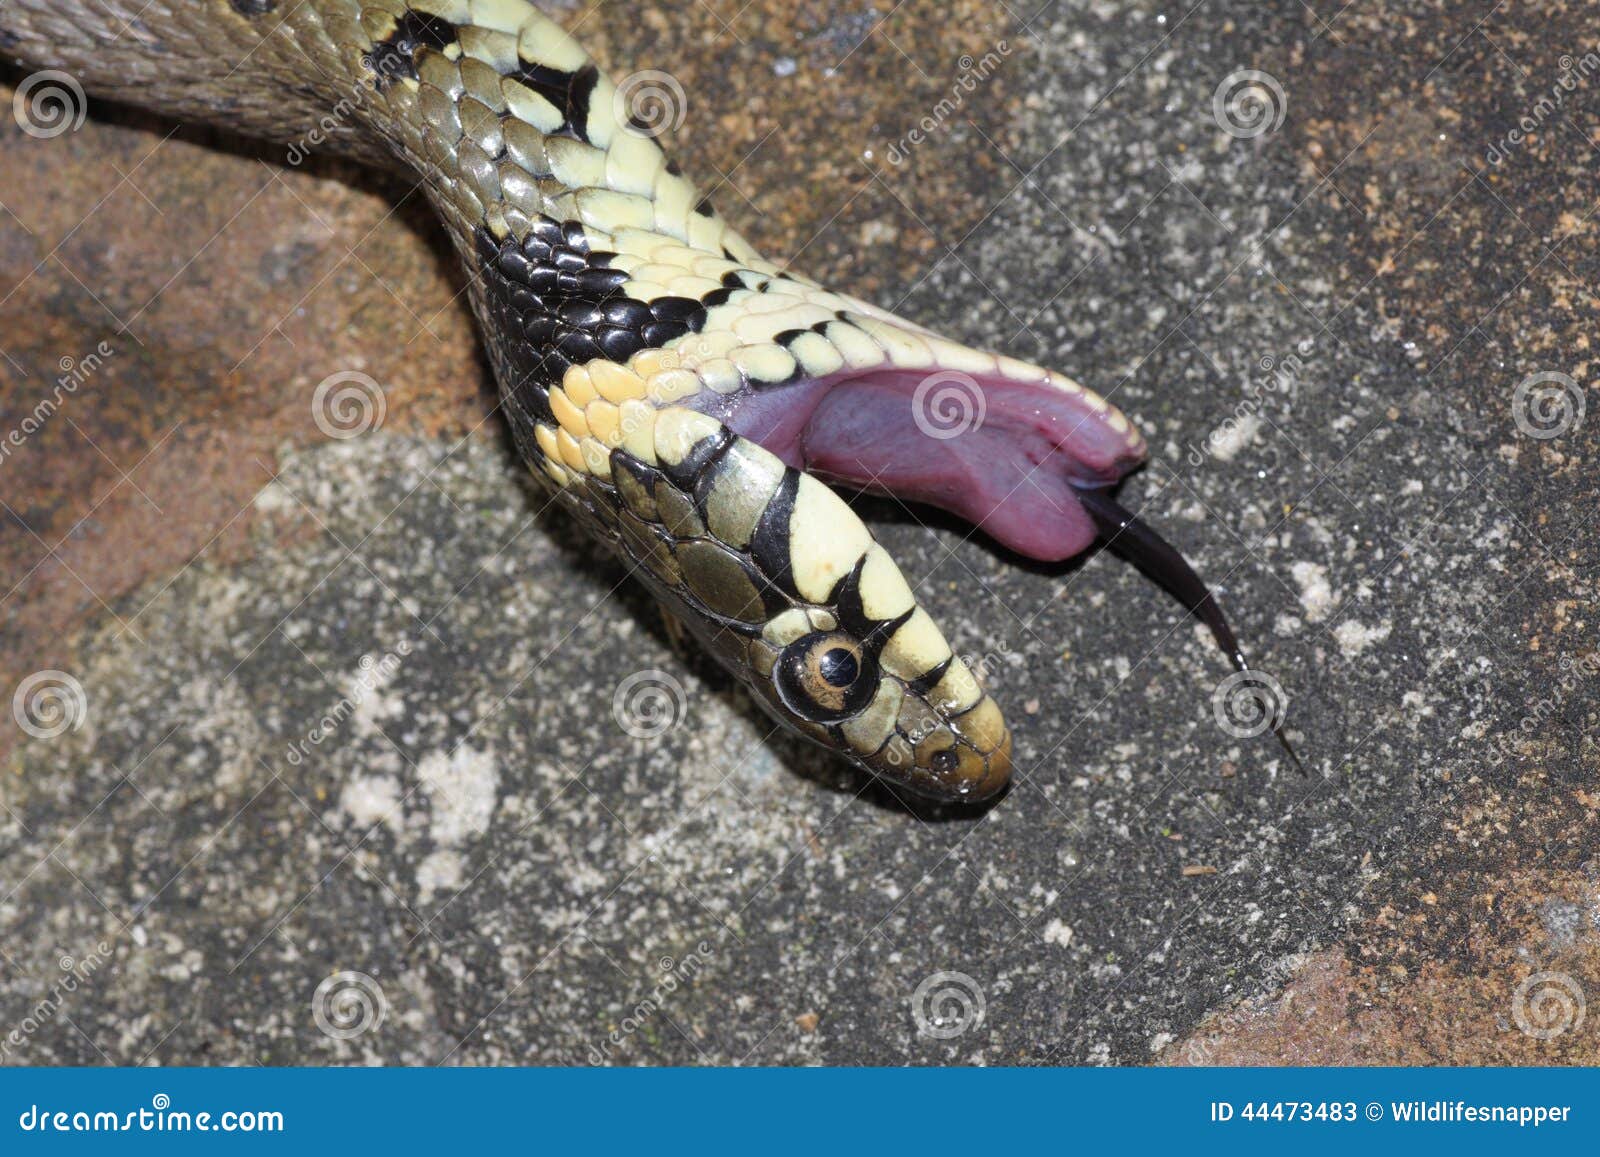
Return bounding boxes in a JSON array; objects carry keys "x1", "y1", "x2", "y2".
[{"x1": 796, "y1": 374, "x2": 1119, "y2": 562}]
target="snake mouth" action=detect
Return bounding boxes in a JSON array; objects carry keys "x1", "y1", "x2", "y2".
[
  {"x1": 697, "y1": 363, "x2": 1148, "y2": 562},
  {"x1": 881, "y1": 710, "x2": 1013, "y2": 804}
]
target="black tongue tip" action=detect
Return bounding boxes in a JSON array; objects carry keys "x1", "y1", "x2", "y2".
[
  {"x1": 1230, "y1": 654, "x2": 1308, "y2": 776},
  {"x1": 1075, "y1": 485, "x2": 1306, "y2": 777}
]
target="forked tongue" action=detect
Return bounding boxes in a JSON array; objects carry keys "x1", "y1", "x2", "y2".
[
  {"x1": 1074, "y1": 487, "x2": 1306, "y2": 775},
  {"x1": 718, "y1": 360, "x2": 1302, "y2": 772}
]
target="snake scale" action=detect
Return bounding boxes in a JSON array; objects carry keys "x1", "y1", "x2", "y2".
[{"x1": 2, "y1": 0, "x2": 1292, "y2": 802}]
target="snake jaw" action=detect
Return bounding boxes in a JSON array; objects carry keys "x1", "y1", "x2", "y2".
[
  {"x1": 881, "y1": 695, "x2": 1013, "y2": 803},
  {"x1": 772, "y1": 661, "x2": 1015, "y2": 804},
  {"x1": 585, "y1": 407, "x2": 1014, "y2": 804},
  {"x1": 673, "y1": 313, "x2": 1148, "y2": 562}
]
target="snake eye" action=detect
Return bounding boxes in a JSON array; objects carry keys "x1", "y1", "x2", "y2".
[{"x1": 775, "y1": 632, "x2": 879, "y2": 722}]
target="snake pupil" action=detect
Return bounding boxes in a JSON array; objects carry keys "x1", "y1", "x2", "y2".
[
  {"x1": 774, "y1": 633, "x2": 878, "y2": 723},
  {"x1": 817, "y1": 647, "x2": 858, "y2": 688}
]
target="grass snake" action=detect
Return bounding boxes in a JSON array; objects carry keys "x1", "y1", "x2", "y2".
[{"x1": 0, "y1": 0, "x2": 1298, "y2": 803}]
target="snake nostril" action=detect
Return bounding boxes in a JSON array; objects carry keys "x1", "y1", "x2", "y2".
[{"x1": 930, "y1": 748, "x2": 960, "y2": 775}]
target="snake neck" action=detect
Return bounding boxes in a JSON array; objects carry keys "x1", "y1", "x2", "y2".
[
  {"x1": 0, "y1": 0, "x2": 767, "y2": 260},
  {"x1": 1, "y1": 0, "x2": 798, "y2": 440}
]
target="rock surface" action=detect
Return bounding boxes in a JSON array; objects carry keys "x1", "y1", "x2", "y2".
[{"x1": 1, "y1": 0, "x2": 1595, "y2": 1065}]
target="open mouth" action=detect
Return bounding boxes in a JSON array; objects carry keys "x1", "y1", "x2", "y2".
[
  {"x1": 686, "y1": 362, "x2": 1148, "y2": 562},
  {"x1": 679, "y1": 342, "x2": 1305, "y2": 773}
]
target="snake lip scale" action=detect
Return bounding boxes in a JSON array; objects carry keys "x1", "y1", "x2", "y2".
[{"x1": 2, "y1": 0, "x2": 1297, "y2": 803}]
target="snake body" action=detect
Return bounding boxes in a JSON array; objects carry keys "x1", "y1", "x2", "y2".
[{"x1": 2, "y1": 0, "x2": 1163, "y2": 802}]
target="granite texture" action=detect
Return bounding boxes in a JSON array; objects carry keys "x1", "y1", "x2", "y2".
[{"x1": 1, "y1": 0, "x2": 1595, "y2": 1065}]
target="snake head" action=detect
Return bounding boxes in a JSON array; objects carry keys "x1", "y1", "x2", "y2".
[
  {"x1": 582, "y1": 408, "x2": 1012, "y2": 803},
  {"x1": 736, "y1": 506, "x2": 1014, "y2": 803},
  {"x1": 518, "y1": 235, "x2": 1148, "y2": 802}
]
